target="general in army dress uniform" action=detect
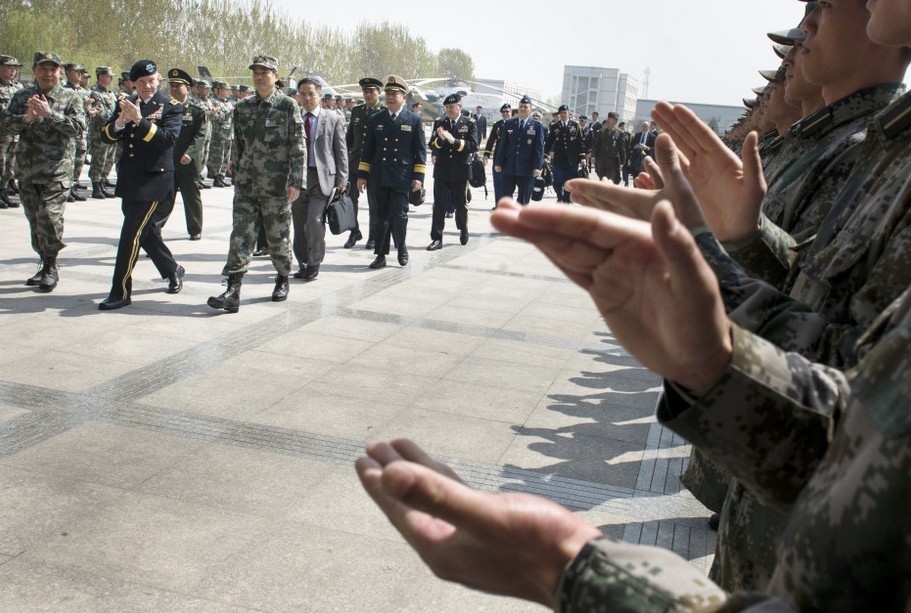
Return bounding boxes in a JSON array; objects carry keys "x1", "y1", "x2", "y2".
[
  {"x1": 428, "y1": 92, "x2": 478, "y2": 250},
  {"x1": 152, "y1": 68, "x2": 207, "y2": 240},
  {"x1": 98, "y1": 60, "x2": 186, "y2": 310},
  {"x1": 3, "y1": 51, "x2": 85, "y2": 292},
  {"x1": 345, "y1": 76, "x2": 385, "y2": 249},
  {"x1": 590, "y1": 111, "x2": 624, "y2": 184},
  {"x1": 356, "y1": 75, "x2": 426, "y2": 270}
]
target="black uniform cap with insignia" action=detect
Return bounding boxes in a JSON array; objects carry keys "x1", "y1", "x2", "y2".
[
  {"x1": 359, "y1": 77, "x2": 383, "y2": 90},
  {"x1": 443, "y1": 93, "x2": 461, "y2": 105},
  {"x1": 558, "y1": 104, "x2": 569, "y2": 112},
  {"x1": 168, "y1": 68, "x2": 194, "y2": 87},
  {"x1": 129, "y1": 60, "x2": 157, "y2": 82},
  {"x1": 384, "y1": 75, "x2": 408, "y2": 93},
  {"x1": 33, "y1": 51, "x2": 62, "y2": 67},
  {"x1": 499, "y1": 103, "x2": 511, "y2": 112},
  {"x1": 519, "y1": 95, "x2": 532, "y2": 105}
]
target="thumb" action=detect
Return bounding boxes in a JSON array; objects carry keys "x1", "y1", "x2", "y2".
[
  {"x1": 741, "y1": 131, "x2": 767, "y2": 200},
  {"x1": 650, "y1": 200, "x2": 709, "y2": 291},
  {"x1": 653, "y1": 133, "x2": 682, "y2": 180}
]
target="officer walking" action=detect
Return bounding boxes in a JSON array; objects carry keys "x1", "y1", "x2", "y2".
[
  {"x1": 208, "y1": 54, "x2": 305, "y2": 313},
  {"x1": 98, "y1": 60, "x2": 186, "y2": 310},
  {"x1": 428, "y1": 93, "x2": 478, "y2": 250},
  {"x1": 344, "y1": 77, "x2": 385, "y2": 249},
  {"x1": 3, "y1": 51, "x2": 85, "y2": 291},
  {"x1": 545, "y1": 104, "x2": 586, "y2": 202},
  {"x1": 356, "y1": 75, "x2": 426, "y2": 269},
  {"x1": 590, "y1": 111, "x2": 624, "y2": 184},
  {"x1": 152, "y1": 68, "x2": 207, "y2": 241},
  {"x1": 493, "y1": 95, "x2": 543, "y2": 205},
  {"x1": 482, "y1": 103, "x2": 511, "y2": 205}
]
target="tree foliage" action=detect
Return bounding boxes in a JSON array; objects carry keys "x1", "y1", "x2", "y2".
[{"x1": 0, "y1": 0, "x2": 471, "y2": 87}]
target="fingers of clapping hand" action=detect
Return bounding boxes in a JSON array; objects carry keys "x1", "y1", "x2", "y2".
[
  {"x1": 389, "y1": 439, "x2": 464, "y2": 483},
  {"x1": 563, "y1": 178, "x2": 657, "y2": 221},
  {"x1": 741, "y1": 131, "x2": 767, "y2": 198}
]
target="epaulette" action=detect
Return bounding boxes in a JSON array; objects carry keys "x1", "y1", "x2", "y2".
[
  {"x1": 170, "y1": 98, "x2": 180, "y2": 106},
  {"x1": 795, "y1": 106, "x2": 833, "y2": 139},
  {"x1": 468, "y1": 117, "x2": 476, "y2": 123},
  {"x1": 878, "y1": 94, "x2": 911, "y2": 140}
]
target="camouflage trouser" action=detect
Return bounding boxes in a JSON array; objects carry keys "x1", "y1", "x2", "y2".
[
  {"x1": 88, "y1": 137, "x2": 115, "y2": 181},
  {"x1": 72, "y1": 132, "x2": 87, "y2": 182},
  {"x1": 206, "y1": 136, "x2": 232, "y2": 178},
  {"x1": 201, "y1": 134, "x2": 212, "y2": 175},
  {"x1": 0, "y1": 138, "x2": 15, "y2": 183},
  {"x1": 223, "y1": 191, "x2": 292, "y2": 276},
  {"x1": 19, "y1": 181, "x2": 68, "y2": 258}
]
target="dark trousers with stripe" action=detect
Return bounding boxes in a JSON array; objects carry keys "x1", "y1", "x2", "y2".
[
  {"x1": 373, "y1": 186, "x2": 408, "y2": 256},
  {"x1": 109, "y1": 199, "x2": 178, "y2": 299},
  {"x1": 431, "y1": 179, "x2": 467, "y2": 241}
]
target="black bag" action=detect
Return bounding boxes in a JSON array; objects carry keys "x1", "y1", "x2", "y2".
[
  {"x1": 469, "y1": 156, "x2": 486, "y2": 188},
  {"x1": 325, "y1": 188, "x2": 357, "y2": 235},
  {"x1": 531, "y1": 176, "x2": 545, "y2": 201}
]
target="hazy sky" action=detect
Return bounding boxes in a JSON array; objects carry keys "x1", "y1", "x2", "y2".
[{"x1": 270, "y1": 0, "x2": 810, "y2": 106}]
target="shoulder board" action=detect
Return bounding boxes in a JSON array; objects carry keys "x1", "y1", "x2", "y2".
[
  {"x1": 878, "y1": 94, "x2": 911, "y2": 140},
  {"x1": 170, "y1": 98, "x2": 181, "y2": 106},
  {"x1": 468, "y1": 117, "x2": 476, "y2": 123}
]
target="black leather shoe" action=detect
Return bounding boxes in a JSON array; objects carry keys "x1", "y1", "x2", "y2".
[
  {"x1": 272, "y1": 275, "x2": 289, "y2": 301},
  {"x1": 365, "y1": 239, "x2": 375, "y2": 250},
  {"x1": 212, "y1": 176, "x2": 227, "y2": 188},
  {"x1": 73, "y1": 181, "x2": 86, "y2": 191},
  {"x1": 302, "y1": 265, "x2": 319, "y2": 281},
  {"x1": 70, "y1": 187, "x2": 86, "y2": 202},
  {"x1": 103, "y1": 178, "x2": 116, "y2": 189},
  {"x1": 189, "y1": 234, "x2": 201, "y2": 241},
  {"x1": 67, "y1": 191, "x2": 75, "y2": 202},
  {"x1": 25, "y1": 261, "x2": 43, "y2": 286},
  {"x1": 253, "y1": 248, "x2": 269, "y2": 257},
  {"x1": 99, "y1": 183, "x2": 113, "y2": 198},
  {"x1": 426, "y1": 240, "x2": 442, "y2": 251},
  {"x1": 343, "y1": 230, "x2": 362, "y2": 249},
  {"x1": 445, "y1": 211, "x2": 453, "y2": 218},
  {"x1": 293, "y1": 267, "x2": 308, "y2": 279},
  {"x1": 398, "y1": 248, "x2": 409, "y2": 267},
  {"x1": 369, "y1": 255, "x2": 386, "y2": 269},
  {"x1": 460, "y1": 228, "x2": 469, "y2": 245},
  {"x1": 167, "y1": 265, "x2": 185, "y2": 294},
  {"x1": 99, "y1": 295, "x2": 131, "y2": 310}
]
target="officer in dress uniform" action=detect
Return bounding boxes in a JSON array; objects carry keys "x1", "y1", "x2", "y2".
[
  {"x1": 590, "y1": 111, "x2": 624, "y2": 184},
  {"x1": 493, "y1": 95, "x2": 544, "y2": 205},
  {"x1": 483, "y1": 103, "x2": 511, "y2": 205},
  {"x1": 356, "y1": 75, "x2": 426, "y2": 269},
  {"x1": 151, "y1": 68, "x2": 207, "y2": 240},
  {"x1": 98, "y1": 60, "x2": 185, "y2": 310},
  {"x1": 428, "y1": 93, "x2": 479, "y2": 250},
  {"x1": 345, "y1": 77, "x2": 385, "y2": 249},
  {"x1": 545, "y1": 104, "x2": 586, "y2": 203}
]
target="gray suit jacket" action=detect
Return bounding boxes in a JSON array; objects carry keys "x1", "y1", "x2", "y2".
[{"x1": 306, "y1": 109, "x2": 349, "y2": 195}]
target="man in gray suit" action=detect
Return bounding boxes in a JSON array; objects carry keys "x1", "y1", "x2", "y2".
[{"x1": 292, "y1": 78, "x2": 348, "y2": 281}]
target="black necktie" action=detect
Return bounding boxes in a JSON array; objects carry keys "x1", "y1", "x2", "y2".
[{"x1": 519, "y1": 120, "x2": 525, "y2": 131}]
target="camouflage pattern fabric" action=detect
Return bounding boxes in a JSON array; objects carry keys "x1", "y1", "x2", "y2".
[
  {"x1": 206, "y1": 96, "x2": 233, "y2": 178},
  {"x1": 725, "y1": 84, "x2": 902, "y2": 286},
  {"x1": 0, "y1": 76, "x2": 22, "y2": 182},
  {"x1": 17, "y1": 182, "x2": 70, "y2": 257},
  {"x1": 222, "y1": 192, "x2": 293, "y2": 276},
  {"x1": 87, "y1": 82, "x2": 117, "y2": 181},
  {"x1": 63, "y1": 81, "x2": 90, "y2": 180}
]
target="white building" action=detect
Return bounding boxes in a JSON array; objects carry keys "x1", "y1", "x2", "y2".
[
  {"x1": 635, "y1": 99, "x2": 744, "y2": 135},
  {"x1": 474, "y1": 78, "x2": 543, "y2": 108},
  {"x1": 560, "y1": 66, "x2": 639, "y2": 122}
]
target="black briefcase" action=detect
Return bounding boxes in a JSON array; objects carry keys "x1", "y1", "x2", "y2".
[{"x1": 325, "y1": 188, "x2": 357, "y2": 235}]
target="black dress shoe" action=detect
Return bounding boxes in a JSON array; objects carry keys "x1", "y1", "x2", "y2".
[
  {"x1": 103, "y1": 178, "x2": 116, "y2": 189},
  {"x1": 369, "y1": 255, "x2": 386, "y2": 269},
  {"x1": 70, "y1": 188, "x2": 86, "y2": 202},
  {"x1": 365, "y1": 239, "x2": 375, "y2": 250},
  {"x1": 445, "y1": 211, "x2": 453, "y2": 218},
  {"x1": 398, "y1": 248, "x2": 409, "y2": 266},
  {"x1": 99, "y1": 295, "x2": 131, "y2": 310},
  {"x1": 303, "y1": 265, "x2": 319, "y2": 281},
  {"x1": 460, "y1": 228, "x2": 469, "y2": 245},
  {"x1": 189, "y1": 234, "x2": 201, "y2": 241},
  {"x1": 25, "y1": 262, "x2": 43, "y2": 286},
  {"x1": 343, "y1": 230, "x2": 362, "y2": 248},
  {"x1": 167, "y1": 265, "x2": 185, "y2": 294},
  {"x1": 427, "y1": 240, "x2": 442, "y2": 251},
  {"x1": 253, "y1": 248, "x2": 270, "y2": 257},
  {"x1": 272, "y1": 275, "x2": 289, "y2": 301}
]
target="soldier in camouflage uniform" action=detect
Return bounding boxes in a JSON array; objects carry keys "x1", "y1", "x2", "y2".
[
  {"x1": 61, "y1": 63, "x2": 91, "y2": 202},
  {"x1": 3, "y1": 51, "x2": 85, "y2": 292},
  {"x1": 0, "y1": 55, "x2": 23, "y2": 209},
  {"x1": 358, "y1": 195, "x2": 910, "y2": 611},
  {"x1": 207, "y1": 55, "x2": 305, "y2": 313},
  {"x1": 206, "y1": 80, "x2": 233, "y2": 187},
  {"x1": 87, "y1": 66, "x2": 118, "y2": 199},
  {"x1": 193, "y1": 79, "x2": 214, "y2": 187}
]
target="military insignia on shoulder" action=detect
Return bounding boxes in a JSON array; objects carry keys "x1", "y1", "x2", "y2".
[{"x1": 170, "y1": 98, "x2": 180, "y2": 105}]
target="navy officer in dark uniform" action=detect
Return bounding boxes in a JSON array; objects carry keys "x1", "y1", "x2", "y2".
[
  {"x1": 427, "y1": 93, "x2": 478, "y2": 250},
  {"x1": 545, "y1": 104, "x2": 586, "y2": 203},
  {"x1": 493, "y1": 95, "x2": 544, "y2": 205},
  {"x1": 356, "y1": 75, "x2": 426, "y2": 269},
  {"x1": 98, "y1": 60, "x2": 185, "y2": 310},
  {"x1": 482, "y1": 103, "x2": 511, "y2": 205}
]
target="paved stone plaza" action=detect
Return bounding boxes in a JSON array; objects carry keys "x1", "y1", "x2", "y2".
[{"x1": 0, "y1": 170, "x2": 713, "y2": 611}]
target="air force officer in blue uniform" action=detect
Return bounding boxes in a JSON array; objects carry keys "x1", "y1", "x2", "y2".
[
  {"x1": 356, "y1": 75, "x2": 426, "y2": 269},
  {"x1": 98, "y1": 60, "x2": 185, "y2": 310},
  {"x1": 493, "y1": 95, "x2": 543, "y2": 205}
]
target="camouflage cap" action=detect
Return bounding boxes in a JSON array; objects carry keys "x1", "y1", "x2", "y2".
[
  {"x1": 211, "y1": 80, "x2": 227, "y2": 89},
  {"x1": 33, "y1": 51, "x2": 62, "y2": 67},
  {"x1": 121, "y1": 71, "x2": 131, "y2": 81},
  {"x1": 196, "y1": 79, "x2": 211, "y2": 89},
  {"x1": 230, "y1": 84, "x2": 239, "y2": 90},
  {"x1": 95, "y1": 66, "x2": 113, "y2": 76},
  {"x1": 768, "y1": 27, "x2": 806, "y2": 45},
  {"x1": 607, "y1": 111, "x2": 620, "y2": 120},
  {"x1": 759, "y1": 67, "x2": 787, "y2": 83},
  {"x1": 0, "y1": 55, "x2": 23, "y2": 67},
  {"x1": 238, "y1": 84, "x2": 251, "y2": 92},
  {"x1": 249, "y1": 54, "x2": 278, "y2": 72},
  {"x1": 63, "y1": 62, "x2": 83, "y2": 72},
  {"x1": 383, "y1": 75, "x2": 408, "y2": 93},
  {"x1": 772, "y1": 43, "x2": 792, "y2": 59}
]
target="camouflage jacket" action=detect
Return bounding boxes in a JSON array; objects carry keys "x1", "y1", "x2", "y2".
[
  {"x1": 557, "y1": 289, "x2": 910, "y2": 612},
  {"x1": 231, "y1": 89, "x2": 305, "y2": 198},
  {"x1": 725, "y1": 84, "x2": 902, "y2": 286},
  {"x1": 209, "y1": 96, "x2": 233, "y2": 140},
  {"x1": 692, "y1": 89, "x2": 911, "y2": 369},
  {"x1": 88, "y1": 83, "x2": 118, "y2": 131},
  {"x1": 3, "y1": 82, "x2": 86, "y2": 185},
  {"x1": 0, "y1": 77, "x2": 23, "y2": 141}
]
